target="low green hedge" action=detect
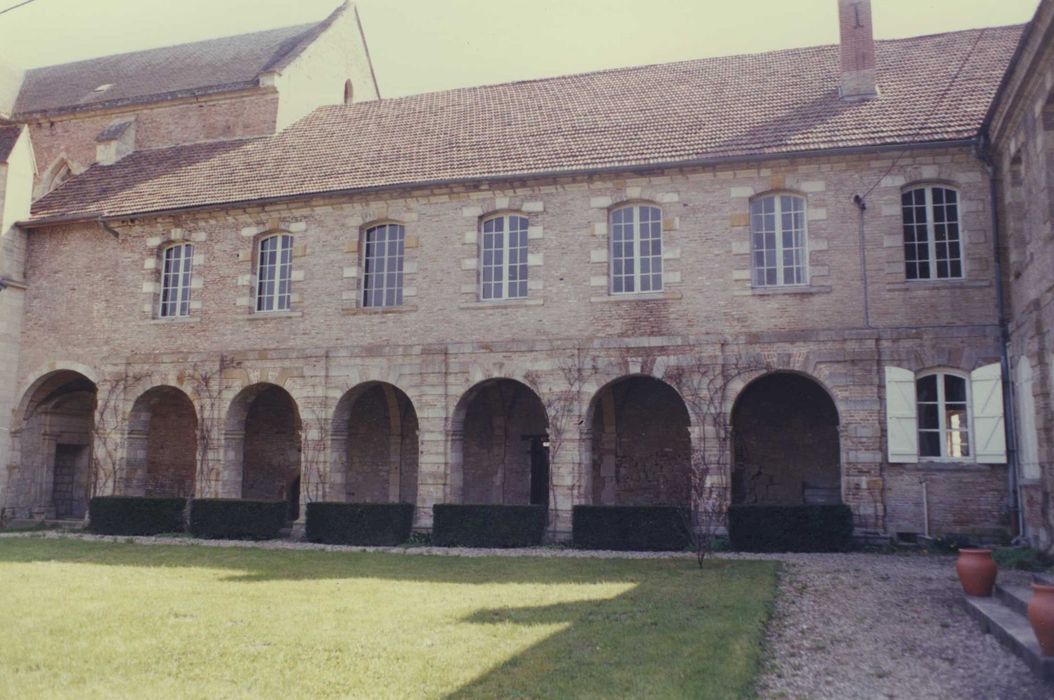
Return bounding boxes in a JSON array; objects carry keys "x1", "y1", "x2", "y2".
[
  {"x1": 432, "y1": 504, "x2": 547, "y2": 548},
  {"x1": 728, "y1": 504, "x2": 854, "y2": 552},
  {"x1": 572, "y1": 505, "x2": 691, "y2": 551},
  {"x1": 305, "y1": 502, "x2": 415, "y2": 546},
  {"x1": 188, "y1": 499, "x2": 287, "y2": 540},
  {"x1": 89, "y1": 496, "x2": 186, "y2": 536}
]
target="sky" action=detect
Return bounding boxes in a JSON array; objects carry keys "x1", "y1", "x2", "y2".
[{"x1": 0, "y1": 0, "x2": 1041, "y2": 98}]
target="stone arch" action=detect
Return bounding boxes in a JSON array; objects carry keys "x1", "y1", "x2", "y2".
[
  {"x1": 125, "y1": 386, "x2": 197, "y2": 498},
  {"x1": 449, "y1": 378, "x2": 549, "y2": 505},
  {"x1": 587, "y1": 375, "x2": 692, "y2": 506},
  {"x1": 330, "y1": 382, "x2": 419, "y2": 504},
  {"x1": 224, "y1": 383, "x2": 302, "y2": 520},
  {"x1": 6, "y1": 369, "x2": 97, "y2": 519},
  {"x1": 35, "y1": 154, "x2": 82, "y2": 199},
  {"x1": 731, "y1": 371, "x2": 841, "y2": 505}
]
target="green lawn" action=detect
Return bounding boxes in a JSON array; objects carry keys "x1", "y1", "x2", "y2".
[{"x1": 0, "y1": 538, "x2": 777, "y2": 699}]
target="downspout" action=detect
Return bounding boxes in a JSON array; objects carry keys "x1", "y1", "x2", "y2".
[{"x1": 978, "y1": 134, "x2": 1024, "y2": 541}]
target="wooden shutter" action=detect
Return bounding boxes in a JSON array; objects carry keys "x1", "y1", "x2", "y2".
[
  {"x1": 971, "y1": 362, "x2": 1007, "y2": 464},
  {"x1": 885, "y1": 366, "x2": 918, "y2": 463}
]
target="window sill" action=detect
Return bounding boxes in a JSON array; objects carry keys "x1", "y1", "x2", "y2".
[
  {"x1": 886, "y1": 278, "x2": 990, "y2": 292},
  {"x1": 589, "y1": 291, "x2": 682, "y2": 303},
  {"x1": 243, "y1": 311, "x2": 303, "y2": 320},
  {"x1": 459, "y1": 298, "x2": 544, "y2": 309},
  {"x1": 342, "y1": 305, "x2": 418, "y2": 316},
  {"x1": 899, "y1": 460, "x2": 997, "y2": 471},
  {"x1": 750, "y1": 284, "x2": 832, "y2": 296},
  {"x1": 148, "y1": 316, "x2": 200, "y2": 325}
]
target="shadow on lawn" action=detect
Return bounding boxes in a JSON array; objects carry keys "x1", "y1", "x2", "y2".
[{"x1": 0, "y1": 538, "x2": 775, "y2": 698}]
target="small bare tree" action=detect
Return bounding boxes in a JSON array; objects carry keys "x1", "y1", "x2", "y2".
[
  {"x1": 90, "y1": 369, "x2": 150, "y2": 500},
  {"x1": 525, "y1": 346, "x2": 597, "y2": 536},
  {"x1": 300, "y1": 401, "x2": 332, "y2": 504},
  {"x1": 186, "y1": 354, "x2": 240, "y2": 498},
  {"x1": 666, "y1": 350, "x2": 770, "y2": 567}
]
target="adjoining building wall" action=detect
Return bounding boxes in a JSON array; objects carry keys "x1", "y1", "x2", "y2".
[
  {"x1": 988, "y1": 0, "x2": 1054, "y2": 547},
  {"x1": 5, "y1": 147, "x2": 1012, "y2": 537}
]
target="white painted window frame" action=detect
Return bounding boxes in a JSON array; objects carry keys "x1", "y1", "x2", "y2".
[
  {"x1": 609, "y1": 204, "x2": 664, "y2": 295},
  {"x1": 902, "y1": 185, "x2": 964, "y2": 281},
  {"x1": 750, "y1": 193, "x2": 809, "y2": 287},
  {"x1": 158, "y1": 243, "x2": 194, "y2": 318},
  {"x1": 362, "y1": 222, "x2": 406, "y2": 308},
  {"x1": 256, "y1": 233, "x2": 293, "y2": 313},
  {"x1": 480, "y1": 213, "x2": 529, "y2": 301},
  {"x1": 916, "y1": 370, "x2": 972, "y2": 461}
]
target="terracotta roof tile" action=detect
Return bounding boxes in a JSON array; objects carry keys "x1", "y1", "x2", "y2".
[{"x1": 29, "y1": 25, "x2": 1024, "y2": 224}]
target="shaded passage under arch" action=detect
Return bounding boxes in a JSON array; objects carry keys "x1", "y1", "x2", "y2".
[
  {"x1": 732, "y1": 373, "x2": 841, "y2": 505},
  {"x1": 126, "y1": 387, "x2": 197, "y2": 498},
  {"x1": 455, "y1": 379, "x2": 549, "y2": 506},
  {"x1": 591, "y1": 376, "x2": 691, "y2": 506},
  {"x1": 331, "y1": 383, "x2": 419, "y2": 504},
  {"x1": 234, "y1": 385, "x2": 302, "y2": 519}
]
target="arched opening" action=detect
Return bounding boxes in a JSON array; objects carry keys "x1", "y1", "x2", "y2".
[
  {"x1": 126, "y1": 387, "x2": 197, "y2": 497},
  {"x1": 10, "y1": 370, "x2": 97, "y2": 519},
  {"x1": 451, "y1": 379, "x2": 549, "y2": 506},
  {"x1": 731, "y1": 372, "x2": 841, "y2": 505},
  {"x1": 590, "y1": 376, "x2": 691, "y2": 506},
  {"x1": 331, "y1": 382, "x2": 419, "y2": 503},
  {"x1": 227, "y1": 384, "x2": 302, "y2": 520}
]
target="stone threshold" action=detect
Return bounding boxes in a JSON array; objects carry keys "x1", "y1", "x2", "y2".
[{"x1": 961, "y1": 583, "x2": 1054, "y2": 682}]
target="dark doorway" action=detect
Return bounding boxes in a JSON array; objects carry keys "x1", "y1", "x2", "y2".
[
  {"x1": 526, "y1": 435, "x2": 550, "y2": 506},
  {"x1": 52, "y1": 444, "x2": 85, "y2": 519}
]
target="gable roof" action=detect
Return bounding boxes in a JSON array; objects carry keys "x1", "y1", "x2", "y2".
[
  {"x1": 13, "y1": 5, "x2": 349, "y2": 119},
  {"x1": 0, "y1": 125, "x2": 21, "y2": 163},
  {"x1": 28, "y1": 24, "x2": 1024, "y2": 225}
]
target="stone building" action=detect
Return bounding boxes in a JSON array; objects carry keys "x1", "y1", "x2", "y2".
[{"x1": 0, "y1": 0, "x2": 1050, "y2": 545}]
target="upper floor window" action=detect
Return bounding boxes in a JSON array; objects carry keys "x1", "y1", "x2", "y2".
[
  {"x1": 916, "y1": 372, "x2": 970, "y2": 459},
  {"x1": 362, "y1": 223, "x2": 405, "y2": 308},
  {"x1": 902, "y1": 186, "x2": 962, "y2": 280},
  {"x1": 481, "y1": 214, "x2": 528, "y2": 300},
  {"x1": 610, "y1": 204, "x2": 662, "y2": 294},
  {"x1": 159, "y1": 243, "x2": 193, "y2": 318},
  {"x1": 750, "y1": 194, "x2": 807, "y2": 286},
  {"x1": 256, "y1": 234, "x2": 293, "y2": 313}
]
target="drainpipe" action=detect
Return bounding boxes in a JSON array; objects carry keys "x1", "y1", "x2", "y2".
[{"x1": 978, "y1": 135, "x2": 1024, "y2": 541}]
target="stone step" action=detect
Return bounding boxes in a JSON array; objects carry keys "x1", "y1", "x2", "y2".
[
  {"x1": 996, "y1": 583, "x2": 1030, "y2": 617},
  {"x1": 962, "y1": 593, "x2": 1054, "y2": 682}
]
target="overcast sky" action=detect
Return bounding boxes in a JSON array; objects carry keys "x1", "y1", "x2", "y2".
[{"x1": 0, "y1": 0, "x2": 1041, "y2": 98}]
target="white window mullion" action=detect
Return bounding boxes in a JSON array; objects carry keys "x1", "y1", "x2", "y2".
[{"x1": 925, "y1": 188, "x2": 938, "y2": 276}]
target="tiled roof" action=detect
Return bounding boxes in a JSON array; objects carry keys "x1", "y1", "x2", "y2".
[
  {"x1": 13, "y1": 20, "x2": 329, "y2": 118},
  {"x1": 29, "y1": 25, "x2": 1024, "y2": 224},
  {"x1": 0, "y1": 125, "x2": 20, "y2": 163}
]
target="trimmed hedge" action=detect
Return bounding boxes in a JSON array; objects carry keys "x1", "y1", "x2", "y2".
[
  {"x1": 188, "y1": 499, "x2": 287, "y2": 540},
  {"x1": 305, "y1": 502, "x2": 415, "y2": 546},
  {"x1": 432, "y1": 504, "x2": 547, "y2": 548},
  {"x1": 728, "y1": 504, "x2": 854, "y2": 553},
  {"x1": 572, "y1": 505, "x2": 691, "y2": 551},
  {"x1": 89, "y1": 496, "x2": 186, "y2": 536}
]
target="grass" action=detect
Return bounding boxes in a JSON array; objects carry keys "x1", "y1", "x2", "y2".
[{"x1": 0, "y1": 538, "x2": 778, "y2": 699}]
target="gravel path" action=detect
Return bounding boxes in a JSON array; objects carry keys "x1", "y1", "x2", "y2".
[{"x1": 1, "y1": 532, "x2": 1048, "y2": 697}]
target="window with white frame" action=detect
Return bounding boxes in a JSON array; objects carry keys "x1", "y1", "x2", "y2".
[
  {"x1": 480, "y1": 214, "x2": 529, "y2": 300},
  {"x1": 610, "y1": 204, "x2": 662, "y2": 294},
  {"x1": 916, "y1": 372, "x2": 970, "y2": 459},
  {"x1": 159, "y1": 243, "x2": 194, "y2": 318},
  {"x1": 902, "y1": 186, "x2": 963, "y2": 280},
  {"x1": 750, "y1": 194, "x2": 807, "y2": 286},
  {"x1": 362, "y1": 223, "x2": 405, "y2": 308},
  {"x1": 256, "y1": 233, "x2": 293, "y2": 312}
]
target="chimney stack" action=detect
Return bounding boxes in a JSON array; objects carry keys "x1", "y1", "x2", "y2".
[{"x1": 838, "y1": 0, "x2": 878, "y2": 100}]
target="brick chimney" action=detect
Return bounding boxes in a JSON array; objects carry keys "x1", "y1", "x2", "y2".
[{"x1": 838, "y1": 0, "x2": 878, "y2": 100}]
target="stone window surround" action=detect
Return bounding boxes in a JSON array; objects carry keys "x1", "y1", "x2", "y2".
[
  {"x1": 235, "y1": 222, "x2": 307, "y2": 316},
  {"x1": 458, "y1": 197, "x2": 544, "y2": 309},
  {"x1": 587, "y1": 188, "x2": 682, "y2": 303},
  {"x1": 747, "y1": 190, "x2": 810, "y2": 288},
  {"x1": 342, "y1": 216, "x2": 420, "y2": 315},
  {"x1": 141, "y1": 226, "x2": 206, "y2": 320}
]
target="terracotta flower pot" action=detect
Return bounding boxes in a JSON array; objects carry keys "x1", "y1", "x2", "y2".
[
  {"x1": 1029, "y1": 583, "x2": 1054, "y2": 657},
  {"x1": 955, "y1": 548, "x2": 997, "y2": 597}
]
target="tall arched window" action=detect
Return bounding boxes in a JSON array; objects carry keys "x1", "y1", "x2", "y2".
[
  {"x1": 159, "y1": 243, "x2": 194, "y2": 318},
  {"x1": 916, "y1": 372, "x2": 970, "y2": 459},
  {"x1": 362, "y1": 223, "x2": 405, "y2": 308},
  {"x1": 480, "y1": 214, "x2": 529, "y2": 300},
  {"x1": 609, "y1": 204, "x2": 662, "y2": 294},
  {"x1": 750, "y1": 194, "x2": 807, "y2": 286},
  {"x1": 902, "y1": 185, "x2": 963, "y2": 280},
  {"x1": 256, "y1": 234, "x2": 293, "y2": 312}
]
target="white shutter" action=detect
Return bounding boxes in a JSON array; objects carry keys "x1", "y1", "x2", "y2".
[
  {"x1": 885, "y1": 366, "x2": 918, "y2": 463},
  {"x1": 1015, "y1": 359, "x2": 1040, "y2": 479},
  {"x1": 971, "y1": 362, "x2": 1007, "y2": 464}
]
